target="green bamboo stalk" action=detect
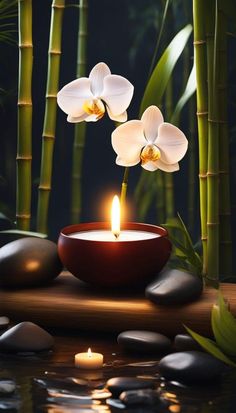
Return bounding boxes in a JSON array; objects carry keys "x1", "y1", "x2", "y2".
[
  {"x1": 164, "y1": 77, "x2": 174, "y2": 220},
  {"x1": 188, "y1": 96, "x2": 196, "y2": 235},
  {"x1": 193, "y1": 0, "x2": 208, "y2": 275},
  {"x1": 16, "y1": 0, "x2": 33, "y2": 230},
  {"x1": 37, "y1": 0, "x2": 65, "y2": 234},
  {"x1": 218, "y1": 6, "x2": 232, "y2": 277},
  {"x1": 71, "y1": 0, "x2": 88, "y2": 223},
  {"x1": 207, "y1": 0, "x2": 219, "y2": 281}
]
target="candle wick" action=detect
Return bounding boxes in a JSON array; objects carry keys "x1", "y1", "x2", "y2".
[{"x1": 114, "y1": 232, "x2": 120, "y2": 240}]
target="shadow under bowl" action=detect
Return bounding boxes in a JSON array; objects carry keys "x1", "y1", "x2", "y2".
[{"x1": 58, "y1": 222, "x2": 172, "y2": 288}]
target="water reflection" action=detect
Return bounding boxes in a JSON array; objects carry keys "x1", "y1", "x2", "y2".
[{"x1": 1, "y1": 361, "x2": 236, "y2": 412}]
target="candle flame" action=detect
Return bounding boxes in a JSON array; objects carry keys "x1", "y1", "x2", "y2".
[
  {"x1": 111, "y1": 195, "x2": 120, "y2": 239},
  {"x1": 88, "y1": 348, "x2": 92, "y2": 358}
]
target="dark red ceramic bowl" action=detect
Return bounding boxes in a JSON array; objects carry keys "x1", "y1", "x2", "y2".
[{"x1": 58, "y1": 222, "x2": 172, "y2": 288}]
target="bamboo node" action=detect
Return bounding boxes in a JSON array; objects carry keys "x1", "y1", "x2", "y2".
[
  {"x1": 18, "y1": 101, "x2": 32, "y2": 107},
  {"x1": 208, "y1": 118, "x2": 227, "y2": 124},
  {"x1": 16, "y1": 214, "x2": 31, "y2": 219},
  {"x1": 46, "y1": 94, "x2": 57, "y2": 99},
  {"x1": 74, "y1": 143, "x2": 84, "y2": 149},
  {"x1": 39, "y1": 185, "x2": 51, "y2": 191},
  {"x1": 219, "y1": 170, "x2": 229, "y2": 175},
  {"x1": 79, "y1": 31, "x2": 88, "y2": 36},
  {"x1": 198, "y1": 173, "x2": 207, "y2": 178},
  {"x1": 193, "y1": 40, "x2": 206, "y2": 45},
  {"x1": 207, "y1": 222, "x2": 219, "y2": 226},
  {"x1": 16, "y1": 156, "x2": 32, "y2": 160},
  {"x1": 19, "y1": 43, "x2": 33, "y2": 49},
  {"x1": 52, "y1": 4, "x2": 65, "y2": 9},
  {"x1": 43, "y1": 133, "x2": 55, "y2": 140},
  {"x1": 201, "y1": 236, "x2": 208, "y2": 241},
  {"x1": 50, "y1": 50, "x2": 62, "y2": 55},
  {"x1": 79, "y1": 4, "x2": 88, "y2": 9},
  {"x1": 207, "y1": 172, "x2": 219, "y2": 177},
  {"x1": 196, "y1": 111, "x2": 208, "y2": 117}
]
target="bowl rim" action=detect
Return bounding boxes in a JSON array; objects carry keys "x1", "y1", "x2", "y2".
[{"x1": 59, "y1": 222, "x2": 168, "y2": 242}]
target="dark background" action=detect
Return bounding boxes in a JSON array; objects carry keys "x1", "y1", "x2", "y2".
[{"x1": 0, "y1": 0, "x2": 235, "y2": 256}]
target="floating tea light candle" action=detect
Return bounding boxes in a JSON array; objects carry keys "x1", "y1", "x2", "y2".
[{"x1": 75, "y1": 348, "x2": 103, "y2": 369}]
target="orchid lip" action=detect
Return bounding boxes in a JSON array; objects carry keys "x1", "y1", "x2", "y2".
[{"x1": 140, "y1": 144, "x2": 161, "y2": 165}]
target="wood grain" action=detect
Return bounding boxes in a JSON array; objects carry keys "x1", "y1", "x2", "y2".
[{"x1": 1, "y1": 271, "x2": 236, "y2": 337}]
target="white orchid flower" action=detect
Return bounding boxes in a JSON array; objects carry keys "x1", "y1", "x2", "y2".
[
  {"x1": 57, "y1": 62, "x2": 134, "y2": 123},
  {"x1": 111, "y1": 105, "x2": 188, "y2": 172}
]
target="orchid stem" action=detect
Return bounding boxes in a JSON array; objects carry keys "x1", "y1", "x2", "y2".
[{"x1": 120, "y1": 167, "x2": 129, "y2": 213}]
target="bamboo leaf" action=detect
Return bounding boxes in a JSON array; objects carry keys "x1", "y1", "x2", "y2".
[
  {"x1": 140, "y1": 24, "x2": 192, "y2": 115},
  {"x1": 171, "y1": 64, "x2": 196, "y2": 125},
  {"x1": 212, "y1": 304, "x2": 236, "y2": 357},
  {"x1": 185, "y1": 326, "x2": 236, "y2": 367},
  {"x1": 211, "y1": 292, "x2": 236, "y2": 356},
  {"x1": 0, "y1": 229, "x2": 47, "y2": 238}
]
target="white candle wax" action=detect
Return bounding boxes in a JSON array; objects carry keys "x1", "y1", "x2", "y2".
[
  {"x1": 69, "y1": 230, "x2": 160, "y2": 242},
  {"x1": 75, "y1": 348, "x2": 103, "y2": 369}
]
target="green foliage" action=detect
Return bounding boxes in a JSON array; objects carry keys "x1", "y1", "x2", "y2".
[
  {"x1": 0, "y1": 229, "x2": 47, "y2": 238},
  {"x1": 163, "y1": 213, "x2": 203, "y2": 277},
  {"x1": 185, "y1": 326, "x2": 236, "y2": 367},
  {"x1": 186, "y1": 292, "x2": 236, "y2": 367},
  {"x1": 140, "y1": 24, "x2": 192, "y2": 115},
  {"x1": 171, "y1": 64, "x2": 196, "y2": 126},
  {"x1": 0, "y1": 0, "x2": 17, "y2": 45}
]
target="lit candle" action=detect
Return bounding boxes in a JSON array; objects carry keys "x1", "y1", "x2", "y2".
[
  {"x1": 75, "y1": 348, "x2": 103, "y2": 369},
  {"x1": 58, "y1": 195, "x2": 172, "y2": 287},
  {"x1": 70, "y1": 195, "x2": 160, "y2": 242}
]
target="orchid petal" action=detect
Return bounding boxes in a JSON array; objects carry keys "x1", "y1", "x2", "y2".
[
  {"x1": 89, "y1": 62, "x2": 111, "y2": 96},
  {"x1": 57, "y1": 78, "x2": 93, "y2": 117},
  {"x1": 67, "y1": 113, "x2": 100, "y2": 123},
  {"x1": 85, "y1": 114, "x2": 101, "y2": 122},
  {"x1": 67, "y1": 113, "x2": 88, "y2": 123},
  {"x1": 156, "y1": 122, "x2": 188, "y2": 164},
  {"x1": 106, "y1": 107, "x2": 127, "y2": 122},
  {"x1": 142, "y1": 160, "x2": 179, "y2": 172},
  {"x1": 142, "y1": 160, "x2": 159, "y2": 171},
  {"x1": 141, "y1": 105, "x2": 164, "y2": 142},
  {"x1": 156, "y1": 160, "x2": 180, "y2": 172},
  {"x1": 102, "y1": 75, "x2": 134, "y2": 115},
  {"x1": 116, "y1": 156, "x2": 140, "y2": 167},
  {"x1": 112, "y1": 120, "x2": 146, "y2": 165}
]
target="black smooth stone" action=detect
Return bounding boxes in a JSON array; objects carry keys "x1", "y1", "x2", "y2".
[
  {"x1": 159, "y1": 351, "x2": 225, "y2": 384},
  {"x1": 106, "y1": 377, "x2": 155, "y2": 398},
  {"x1": 0, "y1": 213, "x2": 13, "y2": 231},
  {"x1": 0, "y1": 237, "x2": 62, "y2": 288},
  {"x1": 0, "y1": 379, "x2": 16, "y2": 394},
  {"x1": 0, "y1": 321, "x2": 54, "y2": 353},
  {"x1": 117, "y1": 330, "x2": 171, "y2": 354},
  {"x1": 0, "y1": 316, "x2": 10, "y2": 330},
  {"x1": 145, "y1": 269, "x2": 203, "y2": 305},
  {"x1": 119, "y1": 389, "x2": 166, "y2": 406},
  {"x1": 174, "y1": 334, "x2": 202, "y2": 352}
]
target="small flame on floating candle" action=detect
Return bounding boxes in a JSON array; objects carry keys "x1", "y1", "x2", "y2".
[
  {"x1": 88, "y1": 348, "x2": 92, "y2": 358},
  {"x1": 111, "y1": 195, "x2": 120, "y2": 239}
]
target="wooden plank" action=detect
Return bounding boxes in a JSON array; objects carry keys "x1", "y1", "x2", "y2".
[{"x1": 1, "y1": 272, "x2": 236, "y2": 337}]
